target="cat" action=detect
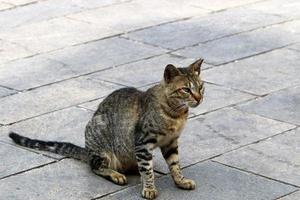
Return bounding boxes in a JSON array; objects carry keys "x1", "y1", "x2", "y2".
[{"x1": 9, "y1": 58, "x2": 205, "y2": 200}]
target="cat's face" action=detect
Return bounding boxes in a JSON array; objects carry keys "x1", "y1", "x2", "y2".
[{"x1": 164, "y1": 59, "x2": 205, "y2": 108}]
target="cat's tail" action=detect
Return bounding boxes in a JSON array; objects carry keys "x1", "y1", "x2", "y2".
[{"x1": 9, "y1": 132, "x2": 89, "y2": 162}]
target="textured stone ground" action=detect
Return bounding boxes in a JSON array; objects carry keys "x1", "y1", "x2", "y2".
[{"x1": 0, "y1": 0, "x2": 299, "y2": 199}]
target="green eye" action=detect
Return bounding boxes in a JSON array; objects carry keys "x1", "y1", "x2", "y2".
[{"x1": 182, "y1": 88, "x2": 191, "y2": 93}]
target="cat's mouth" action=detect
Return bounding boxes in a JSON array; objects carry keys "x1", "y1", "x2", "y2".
[{"x1": 188, "y1": 98, "x2": 203, "y2": 108}]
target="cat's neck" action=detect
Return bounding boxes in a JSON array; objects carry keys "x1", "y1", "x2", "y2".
[{"x1": 149, "y1": 83, "x2": 189, "y2": 119}]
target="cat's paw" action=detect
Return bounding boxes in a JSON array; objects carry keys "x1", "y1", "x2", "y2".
[
  {"x1": 142, "y1": 187, "x2": 158, "y2": 200},
  {"x1": 175, "y1": 178, "x2": 196, "y2": 190},
  {"x1": 110, "y1": 173, "x2": 128, "y2": 185}
]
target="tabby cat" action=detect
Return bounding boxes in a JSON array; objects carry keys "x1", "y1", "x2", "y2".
[{"x1": 9, "y1": 58, "x2": 205, "y2": 200}]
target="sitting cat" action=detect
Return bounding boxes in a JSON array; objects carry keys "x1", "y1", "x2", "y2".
[{"x1": 9, "y1": 58, "x2": 205, "y2": 200}]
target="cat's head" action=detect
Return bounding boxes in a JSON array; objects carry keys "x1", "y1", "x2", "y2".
[{"x1": 163, "y1": 58, "x2": 205, "y2": 108}]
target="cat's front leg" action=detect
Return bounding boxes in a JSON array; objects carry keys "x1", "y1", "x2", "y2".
[
  {"x1": 161, "y1": 139, "x2": 196, "y2": 190},
  {"x1": 135, "y1": 139, "x2": 157, "y2": 199}
]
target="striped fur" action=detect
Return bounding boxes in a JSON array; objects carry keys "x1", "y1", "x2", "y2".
[
  {"x1": 8, "y1": 58, "x2": 205, "y2": 200},
  {"x1": 9, "y1": 132, "x2": 88, "y2": 162}
]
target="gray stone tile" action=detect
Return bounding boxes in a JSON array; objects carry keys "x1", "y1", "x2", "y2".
[
  {"x1": 0, "y1": 86, "x2": 15, "y2": 98},
  {"x1": 46, "y1": 37, "x2": 167, "y2": 75},
  {"x1": 0, "y1": 55, "x2": 76, "y2": 90},
  {"x1": 190, "y1": 83, "x2": 254, "y2": 116},
  {"x1": 0, "y1": 39, "x2": 34, "y2": 64},
  {"x1": 67, "y1": 0, "x2": 209, "y2": 33},
  {"x1": 4, "y1": 0, "x2": 36, "y2": 6},
  {"x1": 154, "y1": 107, "x2": 295, "y2": 173},
  {"x1": 0, "y1": 17, "x2": 119, "y2": 54},
  {"x1": 0, "y1": 159, "x2": 140, "y2": 200},
  {"x1": 214, "y1": 128, "x2": 300, "y2": 186},
  {"x1": 288, "y1": 43, "x2": 300, "y2": 52},
  {"x1": 0, "y1": 141, "x2": 54, "y2": 178},
  {"x1": 71, "y1": 0, "x2": 129, "y2": 9},
  {"x1": 236, "y1": 85, "x2": 300, "y2": 125},
  {"x1": 0, "y1": 76, "x2": 121, "y2": 124},
  {"x1": 103, "y1": 161, "x2": 297, "y2": 200},
  {"x1": 0, "y1": 2, "x2": 13, "y2": 11},
  {"x1": 0, "y1": 0, "x2": 82, "y2": 30},
  {"x1": 248, "y1": 0, "x2": 300, "y2": 19},
  {"x1": 89, "y1": 54, "x2": 204, "y2": 87},
  {"x1": 78, "y1": 98, "x2": 103, "y2": 111},
  {"x1": 203, "y1": 48, "x2": 300, "y2": 95},
  {"x1": 175, "y1": 21, "x2": 300, "y2": 65},
  {"x1": 127, "y1": 7, "x2": 285, "y2": 49},
  {"x1": 177, "y1": 0, "x2": 263, "y2": 11},
  {"x1": 0, "y1": 107, "x2": 91, "y2": 145},
  {"x1": 0, "y1": 107, "x2": 92, "y2": 158},
  {"x1": 280, "y1": 191, "x2": 300, "y2": 200}
]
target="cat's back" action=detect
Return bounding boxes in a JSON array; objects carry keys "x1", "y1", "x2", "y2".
[{"x1": 95, "y1": 87, "x2": 143, "y2": 117}]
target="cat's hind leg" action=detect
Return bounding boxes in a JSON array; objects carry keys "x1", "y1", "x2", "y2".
[{"x1": 89, "y1": 153, "x2": 127, "y2": 185}]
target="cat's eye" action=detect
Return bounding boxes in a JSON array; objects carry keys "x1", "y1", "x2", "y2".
[{"x1": 181, "y1": 88, "x2": 191, "y2": 93}]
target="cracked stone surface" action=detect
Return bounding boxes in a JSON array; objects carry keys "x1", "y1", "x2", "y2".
[{"x1": 1, "y1": 0, "x2": 299, "y2": 199}]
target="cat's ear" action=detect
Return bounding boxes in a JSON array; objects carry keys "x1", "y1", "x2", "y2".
[
  {"x1": 189, "y1": 58, "x2": 204, "y2": 76},
  {"x1": 164, "y1": 64, "x2": 181, "y2": 83}
]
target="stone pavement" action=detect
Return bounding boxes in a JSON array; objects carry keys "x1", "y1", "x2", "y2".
[{"x1": 0, "y1": 0, "x2": 299, "y2": 199}]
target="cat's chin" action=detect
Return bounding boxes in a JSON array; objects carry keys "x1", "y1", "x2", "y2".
[{"x1": 188, "y1": 101, "x2": 201, "y2": 108}]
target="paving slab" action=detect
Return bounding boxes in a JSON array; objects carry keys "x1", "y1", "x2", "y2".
[
  {"x1": 214, "y1": 128, "x2": 300, "y2": 186},
  {"x1": 177, "y1": 0, "x2": 262, "y2": 11},
  {"x1": 0, "y1": 86, "x2": 15, "y2": 98},
  {"x1": 0, "y1": 141, "x2": 54, "y2": 179},
  {"x1": 78, "y1": 98, "x2": 103, "y2": 111},
  {"x1": 0, "y1": 37, "x2": 166, "y2": 91},
  {"x1": 0, "y1": 106, "x2": 92, "y2": 145},
  {"x1": 127, "y1": 7, "x2": 285, "y2": 50},
  {"x1": 190, "y1": 83, "x2": 254, "y2": 116},
  {"x1": 0, "y1": 16, "x2": 119, "y2": 54},
  {"x1": 71, "y1": 0, "x2": 130, "y2": 9},
  {"x1": 4, "y1": 0, "x2": 37, "y2": 6},
  {"x1": 248, "y1": 0, "x2": 300, "y2": 19},
  {"x1": 236, "y1": 85, "x2": 300, "y2": 125},
  {"x1": 279, "y1": 191, "x2": 300, "y2": 200},
  {"x1": 0, "y1": 159, "x2": 140, "y2": 200},
  {"x1": 0, "y1": 0, "x2": 82, "y2": 30},
  {"x1": 153, "y1": 107, "x2": 295, "y2": 173},
  {"x1": 0, "y1": 39, "x2": 33, "y2": 64},
  {"x1": 46, "y1": 37, "x2": 167, "y2": 75},
  {"x1": 0, "y1": 107, "x2": 92, "y2": 159},
  {"x1": 0, "y1": 2, "x2": 13, "y2": 11},
  {"x1": 202, "y1": 48, "x2": 300, "y2": 95},
  {"x1": 288, "y1": 43, "x2": 300, "y2": 52},
  {"x1": 0, "y1": 55, "x2": 75, "y2": 90},
  {"x1": 102, "y1": 161, "x2": 297, "y2": 200},
  {"x1": 67, "y1": 0, "x2": 209, "y2": 33},
  {"x1": 89, "y1": 54, "x2": 205, "y2": 87},
  {"x1": 174, "y1": 21, "x2": 300, "y2": 65},
  {"x1": 0, "y1": 76, "x2": 121, "y2": 124}
]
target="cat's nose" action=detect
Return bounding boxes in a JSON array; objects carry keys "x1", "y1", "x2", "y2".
[{"x1": 193, "y1": 93, "x2": 202, "y2": 103}]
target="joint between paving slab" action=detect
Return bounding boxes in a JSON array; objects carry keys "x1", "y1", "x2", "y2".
[
  {"x1": 275, "y1": 190, "x2": 300, "y2": 200},
  {"x1": 166, "y1": 18, "x2": 299, "y2": 61},
  {"x1": 234, "y1": 106, "x2": 300, "y2": 127},
  {"x1": 212, "y1": 160, "x2": 300, "y2": 188},
  {"x1": 0, "y1": 159, "x2": 60, "y2": 181}
]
